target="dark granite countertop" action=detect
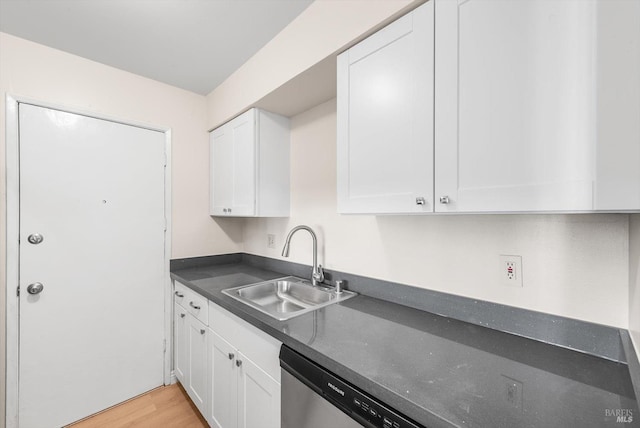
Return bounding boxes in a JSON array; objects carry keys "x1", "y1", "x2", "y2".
[{"x1": 171, "y1": 259, "x2": 639, "y2": 428}]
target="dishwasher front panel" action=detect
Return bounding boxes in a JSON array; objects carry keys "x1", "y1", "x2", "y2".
[{"x1": 282, "y1": 369, "x2": 362, "y2": 428}]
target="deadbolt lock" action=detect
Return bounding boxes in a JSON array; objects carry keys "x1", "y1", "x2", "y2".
[{"x1": 27, "y1": 233, "x2": 44, "y2": 245}]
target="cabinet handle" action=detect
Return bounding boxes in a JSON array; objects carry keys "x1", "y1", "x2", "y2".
[
  {"x1": 228, "y1": 208, "x2": 232, "y2": 213},
  {"x1": 236, "y1": 359, "x2": 242, "y2": 367},
  {"x1": 200, "y1": 329, "x2": 206, "y2": 335},
  {"x1": 180, "y1": 313, "x2": 185, "y2": 318},
  {"x1": 439, "y1": 196, "x2": 450, "y2": 204},
  {"x1": 228, "y1": 353, "x2": 234, "y2": 360},
  {"x1": 416, "y1": 197, "x2": 426, "y2": 206},
  {"x1": 189, "y1": 302, "x2": 201, "y2": 310},
  {"x1": 174, "y1": 291, "x2": 184, "y2": 298},
  {"x1": 223, "y1": 208, "x2": 228, "y2": 213}
]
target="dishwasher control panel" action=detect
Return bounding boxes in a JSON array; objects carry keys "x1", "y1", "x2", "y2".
[{"x1": 323, "y1": 369, "x2": 421, "y2": 428}]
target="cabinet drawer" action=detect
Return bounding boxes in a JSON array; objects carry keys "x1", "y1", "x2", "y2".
[
  {"x1": 210, "y1": 302, "x2": 281, "y2": 382},
  {"x1": 186, "y1": 292, "x2": 208, "y2": 325},
  {"x1": 174, "y1": 281, "x2": 209, "y2": 326},
  {"x1": 174, "y1": 281, "x2": 189, "y2": 308}
]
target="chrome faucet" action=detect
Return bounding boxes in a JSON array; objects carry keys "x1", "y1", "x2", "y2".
[{"x1": 281, "y1": 225, "x2": 324, "y2": 286}]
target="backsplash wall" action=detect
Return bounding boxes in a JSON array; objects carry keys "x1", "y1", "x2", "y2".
[{"x1": 243, "y1": 98, "x2": 630, "y2": 329}]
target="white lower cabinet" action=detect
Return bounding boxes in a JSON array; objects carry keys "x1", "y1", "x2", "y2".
[
  {"x1": 209, "y1": 330, "x2": 237, "y2": 428},
  {"x1": 174, "y1": 300, "x2": 208, "y2": 416},
  {"x1": 237, "y1": 352, "x2": 280, "y2": 428},
  {"x1": 187, "y1": 313, "x2": 209, "y2": 415},
  {"x1": 207, "y1": 303, "x2": 281, "y2": 428},
  {"x1": 173, "y1": 303, "x2": 188, "y2": 383},
  {"x1": 173, "y1": 281, "x2": 281, "y2": 428}
]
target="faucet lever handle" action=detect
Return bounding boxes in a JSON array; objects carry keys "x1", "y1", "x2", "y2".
[
  {"x1": 312, "y1": 264, "x2": 325, "y2": 285},
  {"x1": 334, "y1": 280, "x2": 345, "y2": 295}
]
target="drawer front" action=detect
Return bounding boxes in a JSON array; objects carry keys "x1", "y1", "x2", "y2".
[
  {"x1": 174, "y1": 281, "x2": 209, "y2": 326},
  {"x1": 210, "y1": 301, "x2": 281, "y2": 382},
  {"x1": 174, "y1": 281, "x2": 189, "y2": 308},
  {"x1": 185, "y1": 291, "x2": 209, "y2": 325}
]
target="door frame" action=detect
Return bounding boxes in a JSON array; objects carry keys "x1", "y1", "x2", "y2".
[{"x1": 4, "y1": 94, "x2": 173, "y2": 428}]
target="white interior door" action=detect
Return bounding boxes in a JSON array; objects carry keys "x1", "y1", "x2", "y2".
[{"x1": 18, "y1": 103, "x2": 167, "y2": 427}]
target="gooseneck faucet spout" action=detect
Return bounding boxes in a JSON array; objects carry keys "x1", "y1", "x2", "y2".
[{"x1": 281, "y1": 225, "x2": 324, "y2": 286}]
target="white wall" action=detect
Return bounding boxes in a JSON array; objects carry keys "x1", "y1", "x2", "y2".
[
  {"x1": 205, "y1": 0, "x2": 421, "y2": 129},
  {"x1": 630, "y1": 215, "x2": 640, "y2": 352},
  {"x1": 0, "y1": 32, "x2": 242, "y2": 426},
  {"x1": 243, "y1": 99, "x2": 630, "y2": 329}
]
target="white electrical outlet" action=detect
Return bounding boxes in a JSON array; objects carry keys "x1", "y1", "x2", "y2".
[
  {"x1": 267, "y1": 234, "x2": 276, "y2": 249},
  {"x1": 499, "y1": 255, "x2": 523, "y2": 287}
]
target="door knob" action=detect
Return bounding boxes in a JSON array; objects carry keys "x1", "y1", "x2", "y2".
[
  {"x1": 27, "y1": 233, "x2": 44, "y2": 244},
  {"x1": 27, "y1": 282, "x2": 44, "y2": 295}
]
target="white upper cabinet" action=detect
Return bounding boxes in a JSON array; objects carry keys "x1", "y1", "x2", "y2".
[
  {"x1": 210, "y1": 108, "x2": 290, "y2": 217},
  {"x1": 434, "y1": 0, "x2": 639, "y2": 213},
  {"x1": 337, "y1": 1, "x2": 434, "y2": 214},
  {"x1": 337, "y1": 0, "x2": 640, "y2": 214}
]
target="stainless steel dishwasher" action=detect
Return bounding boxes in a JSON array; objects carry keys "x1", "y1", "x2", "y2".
[{"x1": 280, "y1": 345, "x2": 424, "y2": 428}]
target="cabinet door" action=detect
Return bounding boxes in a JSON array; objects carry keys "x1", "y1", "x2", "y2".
[
  {"x1": 186, "y1": 314, "x2": 208, "y2": 416},
  {"x1": 173, "y1": 303, "x2": 188, "y2": 384},
  {"x1": 210, "y1": 110, "x2": 257, "y2": 216},
  {"x1": 337, "y1": 1, "x2": 434, "y2": 214},
  {"x1": 435, "y1": 0, "x2": 599, "y2": 212},
  {"x1": 237, "y1": 353, "x2": 280, "y2": 428},
  {"x1": 228, "y1": 111, "x2": 256, "y2": 216},
  {"x1": 210, "y1": 125, "x2": 234, "y2": 215},
  {"x1": 208, "y1": 330, "x2": 238, "y2": 428}
]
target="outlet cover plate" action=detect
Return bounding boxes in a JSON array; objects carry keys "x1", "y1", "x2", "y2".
[
  {"x1": 499, "y1": 255, "x2": 523, "y2": 287},
  {"x1": 267, "y1": 234, "x2": 276, "y2": 249},
  {"x1": 501, "y1": 375, "x2": 523, "y2": 410}
]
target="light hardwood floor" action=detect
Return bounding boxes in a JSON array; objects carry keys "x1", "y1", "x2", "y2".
[{"x1": 67, "y1": 383, "x2": 208, "y2": 428}]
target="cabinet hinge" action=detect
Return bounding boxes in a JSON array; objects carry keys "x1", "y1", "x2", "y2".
[
  {"x1": 17, "y1": 286, "x2": 20, "y2": 297},
  {"x1": 163, "y1": 339, "x2": 167, "y2": 354},
  {"x1": 164, "y1": 218, "x2": 167, "y2": 232}
]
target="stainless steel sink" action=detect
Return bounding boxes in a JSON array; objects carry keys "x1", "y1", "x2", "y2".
[{"x1": 222, "y1": 276, "x2": 357, "y2": 321}]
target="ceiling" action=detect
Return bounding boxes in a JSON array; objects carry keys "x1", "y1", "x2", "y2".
[{"x1": 0, "y1": 0, "x2": 314, "y2": 95}]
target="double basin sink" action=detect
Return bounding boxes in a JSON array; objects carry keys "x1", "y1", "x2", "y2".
[{"x1": 222, "y1": 276, "x2": 357, "y2": 321}]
